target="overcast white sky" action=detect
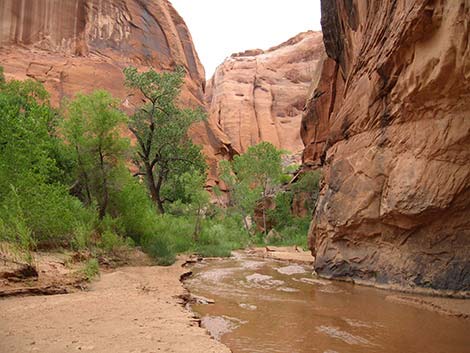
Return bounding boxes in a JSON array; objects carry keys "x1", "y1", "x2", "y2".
[{"x1": 171, "y1": 0, "x2": 322, "y2": 78}]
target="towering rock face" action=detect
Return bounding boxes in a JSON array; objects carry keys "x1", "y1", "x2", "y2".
[
  {"x1": 0, "y1": 0, "x2": 231, "y2": 185},
  {"x1": 206, "y1": 31, "x2": 324, "y2": 156},
  {"x1": 304, "y1": 1, "x2": 470, "y2": 292}
]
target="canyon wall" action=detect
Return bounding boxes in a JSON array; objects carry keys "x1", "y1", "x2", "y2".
[
  {"x1": 206, "y1": 31, "x2": 324, "y2": 156},
  {"x1": 304, "y1": 0, "x2": 470, "y2": 292},
  {"x1": 0, "y1": 0, "x2": 231, "y2": 185}
]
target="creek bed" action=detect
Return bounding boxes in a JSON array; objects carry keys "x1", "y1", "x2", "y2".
[{"x1": 185, "y1": 252, "x2": 470, "y2": 353}]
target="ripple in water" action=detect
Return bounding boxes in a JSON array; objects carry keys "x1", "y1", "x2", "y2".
[
  {"x1": 245, "y1": 273, "x2": 285, "y2": 288},
  {"x1": 316, "y1": 325, "x2": 371, "y2": 346},
  {"x1": 198, "y1": 267, "x2": 239, "y2": 282},
  {"x1": 239, "y1": 303, "x2": 257, "y2": 311},
  {"x1": 276, "y1": 264, "x2": 307, "y2": 275},
  {"x1": 202, "y1": 315, "x2": 247, "y2": 341}
]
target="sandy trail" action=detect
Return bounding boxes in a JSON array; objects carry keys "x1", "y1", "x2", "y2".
[{"x1": 0, "y1": 261, "x2": 230, "y2": 353}]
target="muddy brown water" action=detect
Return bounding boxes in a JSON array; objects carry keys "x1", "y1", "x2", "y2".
[{"x1": 185, "y1": 253, "x2": 470, "y2": 353}]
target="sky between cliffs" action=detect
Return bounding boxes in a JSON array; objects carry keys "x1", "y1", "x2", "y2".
[{"x1": 171, "y1": 0, "x2": 322, "y2": 78}]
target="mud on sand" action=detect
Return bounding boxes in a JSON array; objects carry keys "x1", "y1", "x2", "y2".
[{"x1": 0, "y1": 259, "x2": 230, "y2": 353}]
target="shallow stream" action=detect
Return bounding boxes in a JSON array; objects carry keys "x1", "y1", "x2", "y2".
[{"x1": 185, "y1": 253, "x2": 470, "y2": 353}]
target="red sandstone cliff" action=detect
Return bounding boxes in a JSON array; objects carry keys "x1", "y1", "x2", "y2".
[
  {"x1": 206, "y1": 31, "x2": 324, "y2": 157},
  {"x1": 304, "y1": 1, "x2": 470, "y2": 292},
  {"x1": 0, "y1": 0, "x2": 231, "y2": 185}
]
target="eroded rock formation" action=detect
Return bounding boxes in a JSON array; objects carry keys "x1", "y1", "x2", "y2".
[
  {"x1": 304, "y1": 1, "x2": 470, "y2": 292},
  {"x1": 0, "y1": 0, "x2": 231, "y2": 185},
  {"x1": 206, "y1": 31, "x2": 324, "y2": 156}
]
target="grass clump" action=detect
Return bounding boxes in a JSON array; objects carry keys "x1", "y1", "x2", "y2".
[{"x1": 82, "y1": 258, "x2": 100, "y2": 281}]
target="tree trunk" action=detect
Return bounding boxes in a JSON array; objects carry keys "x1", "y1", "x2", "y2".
[
  {"x1": 262, "y1": 208, "x2": 267, "y2": 237},
  {"x1": 241, "y1": 210, "x2": 252, "y2": 236},
  {"x1": 75, "y1": 146, "x2": 92, "y2": 205},
  {"x1": 193, "y1": 209, "x2": 201, "y2": 241},
  {"x1": 145, "y1": 162, "x2": 159, "y2": 205},
  {"x1": 155, "y1": 172, "x2": 165, "y2": 214},
  {"x1": 262, "y1": 187, "x2": 268, "y2": 237},
  {"x1": 98, "y1": 148, "x2": 108, "y2": 219}
]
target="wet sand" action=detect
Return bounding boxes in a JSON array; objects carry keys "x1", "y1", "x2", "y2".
[
  {"x1": 386, "y1": 294, "x2": 470, "y2": 319},
  {"x1": 247, "y1": 246, "x2": 314, "y2": 264},
  {"x1": 0, "y1": 259, "x2": 230, "y2": 353}
]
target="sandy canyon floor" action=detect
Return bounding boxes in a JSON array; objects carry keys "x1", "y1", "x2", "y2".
[{"x1": 0, "y1": 259, "x2": 230, "y2": 353}]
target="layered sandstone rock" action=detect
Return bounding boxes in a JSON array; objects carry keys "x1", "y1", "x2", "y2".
[
  {"x1": 206, "y1": 31, "x2": 324, "y2": 156},
  {"x1": 0, "y1": 0, "x2": 231, "y2": 185},
  {"x1": 305, "y1": 1, "x2": 470, "y2": 292}
]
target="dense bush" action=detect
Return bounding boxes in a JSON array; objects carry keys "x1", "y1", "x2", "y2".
[
  {"x1": 196, "y1": 216, "x2": 250, "y2": 257},
  {"x1": 1, "y1": 66, "x2": 314, "y2": 267},
  {"x1": 0, "y1": 72, "x2": 96, "y2": 250}
]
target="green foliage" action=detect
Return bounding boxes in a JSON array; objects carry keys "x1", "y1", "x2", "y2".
[
  {"x1": 100, "y1": 231, "x2": 123, "y2": 252},
  {"x1": 232, "y1": 142, "x2": 283, "y2": 194},
  {"x1": 284, "y1": 163, "x2": 300, "y2": 174},
  {"x1": 109, "y1": 169, "x2": 156, "y2": 242},
  {"x1": 141, "y1": 233, "x2": 176, "y2": 266},
  {"x1": 63, "y1": 90, "x2": 129, "y2": 218},
  {"x1": 280, "y1": 173, "x2": 293, "y2": 184},
  {"x1": 0, "y1": 77, "x2": 59, "y2": 192},
  {"x1": 174, "y1": 171, "x2": 210, "y2": 239},
  {"x1": 196, "y1": 217, "x2": 249, "y2": 257},
  {"x1": 261, "y1": 170, "x2": 322, "y2": 248},
  {"x1": 220, "y1": 142, "x2": 284, "y2": 235},
  {"x1": 124, "y1": 66, "x2": 206, "y2": 213},
  {"x1": 264, "y1": 217, "x2": 310, "y2": 249},
  {"x1": 291, "y1": 170, "x2": 321, "y2": 213},
  {"x1": 220, "y1": 159, "x2": 260, "y2": 221},
  {"x1": 267, "y1": 191, "x2": 294, "y2": 229},
  {"x1": 72, "y1": 222, "x2": 95, "y2": 251},
  {"x1": 83, "y1": 258, "x2": 100, "y2": 281},
  {"x1": 0, "y1": 187, "x2": 35, "y2": 251},
  {"x1": 0, "y1": 69, "x2": 261, "y2": 264},
  {"x1": 0, "y1": 77, "x2": 97, "y2": 249}
]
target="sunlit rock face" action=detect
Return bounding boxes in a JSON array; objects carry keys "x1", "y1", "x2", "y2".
[
  {"x1": 304, "y1": 0, "x2": 470, "y2": 292},
  {"x1": 206, "y1": 31, "x2": 324, "y2": 156},
  {"x1": 0, "y1": 0, "x2": 232, "y2": 185}
]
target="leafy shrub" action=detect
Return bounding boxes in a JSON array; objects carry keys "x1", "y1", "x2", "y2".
[
  {"x1": 100, "y1": 231, "x2": 124, "y2": 253},
  {"x1": 110, "y1": 170, "x2": 159, "y2": 242},
  {"x1": 141, "y1": 232, "x2": 176, "y2": 266},
  {"x1": 195, "y1": 217, "x2": 249, "y2": 257},
  {"x1": 83, "y1": 258, "x2": 100, "y2": 281},
  {"x1": 291, "y1": 170, "x2": 322, "y2": 212},
  {"x1": 24, "y1": 184, "x2": 95, "y2": 246},
  {"x1": 267, "y1": 192, "x2": 294, "y2": 230},
  {"x1": 0, "y1": 184, "x2": 95, "y2": 249},
  {"x1": 265, "y1": 218, "x2": 311, "y2": 249},
  {"x1": 72, "y1": 222, "x2": 95, "y2": 251}
]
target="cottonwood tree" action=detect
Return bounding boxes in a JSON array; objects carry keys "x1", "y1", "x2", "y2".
[
  {"x1": 220, "y1": 142, "x2": 283, "y2": 235},
  {"x1": 63, "y1": 91, "x2": 129, "y2": 219},
  {"x1": 124, "y1": 66, "x2": 206, "y2": 213},
  {"x1": 174, "y1": 171, "x2": 210, "y2": 239}
]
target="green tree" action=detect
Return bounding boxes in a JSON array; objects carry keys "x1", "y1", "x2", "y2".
[
  {"x1": 63, "y1": 90, "x2": 129, "y2": 219},
  {"x1": 220, "y1": 142, "x2": 283, "y2": 235},
  {"x1": 123, "y1": 66, "x2": 206, "y2": 213},
  {"x1": 291, "y1": 170, "x2": 321, "y2": 213},
  {"x1": 0, "y1": 74, "x2": 58, "y2": 193},
  {"x1": 0, "y1": 71, "x2": 93, "y2": 249},
  {"x1": 178, "y1": 171, "x2": 210, "y2": 239}
]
